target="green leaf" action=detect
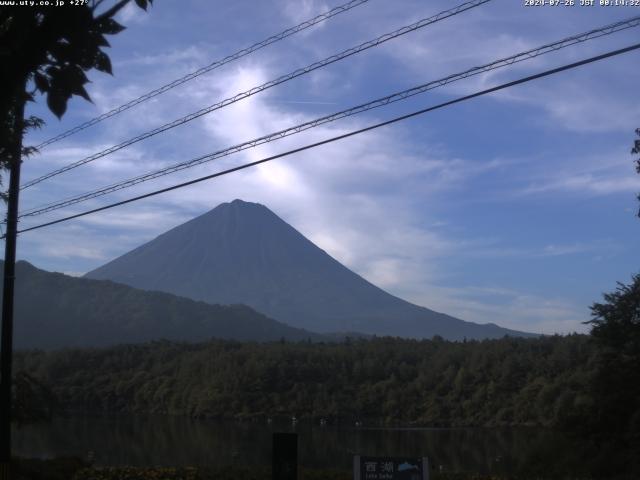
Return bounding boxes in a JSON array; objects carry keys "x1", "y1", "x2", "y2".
[
  {"x1": 45, "y1": 65, "x2": 58, "y2": 77},
  {"x1": 48, "y1": 41, "x2": 72, "y2": 62},
  {"x1": 94, "y1": 33, "x2": 110, "y2": 48},
  {"x1": 94, "y1": 51, "x2": 112, "y2": 75},
  {"x1": 72, "y1": 84, "x2": 92, "y2": 103},
  {"x1": 47, "y1": 91, "x2": 67, "y2": 119},
  {"x1": 63, "y1": 65, "x2": 89, "y2": 85},
  {"x1": 99, "y1": 18, "x2": 126, "y2": 35},
  {"x1": 24, "y1": 116, "x2": 45, "y2": 130},
  {"x1": 22, "y1": 146, "x2": 39, "y2": 158},
  {"x1": 33, "y1": 72, "x2": 49, "y2": 93}
]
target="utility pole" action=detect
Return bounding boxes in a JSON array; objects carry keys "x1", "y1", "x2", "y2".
[{"x1": 0, "y1": 84, "x2": 25, "y2": 480}]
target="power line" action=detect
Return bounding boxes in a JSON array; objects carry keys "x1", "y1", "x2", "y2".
[
  {"x1": 12, "y1": 42, "x2": 640, "y2": 238},
  {"x1": 21, "y1": 0, "x2": 492, "y2": 190},
  {"x1": 18, "y1": 15, "x2": 640, "y2": 219},
  {"x1": 33, "y1": 0, "x2": 372, "y2": 150}
]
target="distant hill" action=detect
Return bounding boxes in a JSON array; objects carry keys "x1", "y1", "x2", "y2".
[
  {"x1": 86, "y1": 199, "x2": 535, "y2": 340},
  {"x1": 2, "y1": 261, "x2": 322, "y2": 349}
]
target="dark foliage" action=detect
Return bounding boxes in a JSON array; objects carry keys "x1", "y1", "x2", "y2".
[
  {"x1": 12, "y1": 456, "x2": 87, "y2": 480},
  {"x1": 0, "y1": 0, "x2": 152, "y2": 196},
  {"x1": 12, "y1": 371, "x2": 56, "y2": 424},
  {"x1": 0, "y1": 0, "x2": 152, "y2": 118},
  {"x1": 14, "y1": 335, "x2": 595, "y2": 428},
  {"x1": 585, "y1": 274, "x2": 640, "y2": 465},
  {"x1": 68, "y1": 466, "x2": 525, "y2": 480},
  {"x1": 2, "y1": 261, "x2": 323, "y2": 349},
  {"x1": 13, "y1": 462, "x2": 520, "y2": 480}
]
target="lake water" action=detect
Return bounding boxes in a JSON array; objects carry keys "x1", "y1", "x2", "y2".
[{"x1": 13, "y1": 415, "x2": 598, "y2": 476}]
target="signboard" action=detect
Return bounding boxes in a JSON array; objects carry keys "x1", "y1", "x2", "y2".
[
  {"x1": 273, "y1": 432, "x2": 297, "y2": 480},
  {"x1": 353, "y1": 456, "x2": 429, "y2": 480}
]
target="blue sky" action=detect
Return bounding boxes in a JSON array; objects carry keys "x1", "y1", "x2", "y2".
[{"x1": 8, "y1": 0, "x2": 640, "y2": 334}]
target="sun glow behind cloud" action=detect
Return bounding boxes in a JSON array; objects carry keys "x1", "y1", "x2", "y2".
[{"x1": 9, "y1": 0, "x2": 640, "y2": 334}]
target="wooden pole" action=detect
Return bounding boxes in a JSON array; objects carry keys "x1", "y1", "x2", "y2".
[{"x1": 0, "y1": 83, "x2": 25, "y2": 480}]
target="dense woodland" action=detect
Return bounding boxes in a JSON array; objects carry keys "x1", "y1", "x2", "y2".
[
  {"x1": 3, "y1": 261, "x2": 322, "y2": 349},
  {"x1": 10, "y1": 274, "x2": 640, "y2": 476},
  {"x1": 10, "y1": 335, "x2": 602, "y2": 428}
]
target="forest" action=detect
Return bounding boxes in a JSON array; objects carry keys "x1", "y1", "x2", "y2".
[
  {"x1": 8, "y1": 335, "x2": 611, "y2": 429},
  {"x1": 10, "y1": 274, "x2": 640, "y2": 477},
  {"x1": 1, "y1": 261, "x2": 322, "y2": 349}
]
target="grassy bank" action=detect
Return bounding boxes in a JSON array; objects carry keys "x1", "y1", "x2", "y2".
[
  {"x1": 11, "y1": 458, "x2": 611, "y2": 480},
  {"x1": 72, "y1": 466, "x2": 527, "y2": 480}
]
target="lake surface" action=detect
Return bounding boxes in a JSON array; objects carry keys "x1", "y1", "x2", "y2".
[{"x1": 13, "y1": 415, "x2": 597, "y2": 476}]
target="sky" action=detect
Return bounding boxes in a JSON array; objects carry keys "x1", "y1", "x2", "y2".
[{"x1": 6, "y1": 0, "x2": 640, "y2": 335}]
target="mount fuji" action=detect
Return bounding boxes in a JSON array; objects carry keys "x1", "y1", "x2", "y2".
[{"x1": 85, "y1": 200, "x2": 534, "y2": 340}]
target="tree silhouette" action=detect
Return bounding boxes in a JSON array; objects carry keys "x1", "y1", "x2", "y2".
[
  {"x1": 1, "y1": 0, "x2": 153, "y2": 171},
  {"x1": 0, "y1": 1, "x2": 152, "y2": 475},
  {"x1": 586, "y1": 274, "x2": 640, "y2": 472},
  {"x1": 1, "y1": 0, "x2": 153, "y2": 119}
]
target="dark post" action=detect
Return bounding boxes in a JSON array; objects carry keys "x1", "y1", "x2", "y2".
[
  {"x1": 272, "y1": 432, "x2": 297, "y2": 480},
  {"x1": 0, "y1": 86, "x2": 25, "y2": 480}
]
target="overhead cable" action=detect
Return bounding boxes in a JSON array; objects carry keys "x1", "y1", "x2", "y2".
[
  {"x1": 18, "y1": 15, "x2": 640, "y2": 218},
  {"x1": 33, "y1": 0, "x2": 372, "y2": 150},
  {"x1": 21, "y1": 0, "x2": 492, "y2": 189},
  {"x1": 12, "y1": 42, "x2": 640, "y2": 237}
]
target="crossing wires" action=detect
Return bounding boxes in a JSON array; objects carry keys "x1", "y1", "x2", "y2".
[
  {"x1": 11, "y1": 42, "x2": 640, "y2": 238},
  {"x1": 17, "y1": 15, "x2": 640, "y2": 219},
  {"x1": 21, "y1": 0, "x2": 493, "y2": 190},
  {"x1": 33, "y1": 0, "x2": 372, "y2": 150}
]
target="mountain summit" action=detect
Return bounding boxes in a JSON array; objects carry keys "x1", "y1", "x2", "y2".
[{"x1": 85, "y1": 199, "x2": 534, "y2": 339}]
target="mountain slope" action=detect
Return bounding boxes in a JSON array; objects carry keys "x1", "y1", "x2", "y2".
[
  {"x1": 86, "y1": 199, "x2": 535, "y2": 340},
  {"x1": 3, "y1": 260, "x2": 322, "y2": 349}
]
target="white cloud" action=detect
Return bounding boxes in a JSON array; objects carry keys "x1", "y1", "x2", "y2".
[
  {"x1": 114, "y1": 45, "x2": 208, "y2": 69},
  {"x1": 382, "y1": 1, "x2": 640, "y2": 134},
  {"x1": 61, "y1": 271, "x2": 84, "y2": 277},
  {"x1": 39, "y1": 244, "x2": 107, "y2": 261},
  {"x1": 279, "y1": 0, "x2": 330, "y2": 29},
  {"x1": 525, "y1": 172, "x2": 640, "y2": 196},
  {"x1": 19, "y1": 60, "x2": 606, "y2": 334},
  {"x1": 449, "y1": 238, "x2": 620, "y2": 260},
  {"x1": 13, "y1": 1, "x2": 638, "y2": 337},
  {"x1": 404, "y1": 284, "x2": 589, "y2": 335},
  {"x1": 518, "y1": 150, "x2": 640, "y2": 197},
  {"x1": 116, "y1": 2, "x2": 150, "y2": 25}
]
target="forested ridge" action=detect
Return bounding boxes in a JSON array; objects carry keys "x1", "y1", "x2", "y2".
[
  {"x1": 1, "y1": 261, "x2": 323, "y2": 349},
  {"x1": 15, "y1": 335, "x2": 596, "y2": 428}
]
